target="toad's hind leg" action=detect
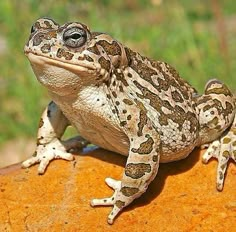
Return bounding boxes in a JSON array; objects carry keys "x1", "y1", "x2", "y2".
[
  {"x1": 91, "y1": 128, "x2": 161, "y2": 224},
  {"x1": 196, "y1": 79, "x2": 235, "y2": 190},
  {"x1": 202, "y1": 119, "x2": 236, "y2": 190}
]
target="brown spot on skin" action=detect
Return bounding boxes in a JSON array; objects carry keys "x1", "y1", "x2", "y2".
[
  {"x1": 77, "y1": 56, "x2": 85, "y2": 62},
  {"x1": 232, "y1": 141, "x2": 236, "y2": 146},
  {"x1": 112, "y1": 91, "x2": 117, "y2": 98},
  {"x1": 131, "y1": 137, "x2": 154, "y2": 154},
  {"x1": 219, "y1": 171, "x2": 224, "y2": 180},
  {"x1": 171, "y1": 90, "x2": 184, "y2": 103},
  {"x1": 134, "y1": 81, "x2": 162, "y2": 112},
  {"x1": 84, "y1": 55, "x2": 94, "y2": 62},
  {"x1": 152, "y1": 155, "x2": 158, "y2": 162},
  {"x1": 208, "y1": 117, "x2": 219, "y2": 126},
  {"x1": 39, "y1": 118, "x2": 44, "y2": 128},
  {"x1": 120, "y1": 121, "x2": 127, "y2": 127},
  {"x1": 119, "y1": 85, "x2": 124, "y2": 92},
  {"x1": 115, "y1": 101, "x2": 120, "y2": 106},
  {"x1": 125, "y1": 163, "x2": 151, "y2": 179},
  {"x1": 32, "y1": 151, "x2": 37, "y2": 157},
  {"x1": 225, "y1": 101, "x2": 234, "y2": 117},
  {"x1": 46, "y1": 30, "x2": 57, "y2": 39},
  {"x1": 97, "y1": 40, "x2": 122, "y2": 56},
  {"x1": 34, "y1": 22, "x2": 41, "y2": 30},
  {"x1": 128, "y1": 72, "x2": 132, "y2": 78},
  {"x1": 115, "y1": 200, "x2": 125, "y2": 209},
  {"x1": 203, "y1": 104, "x2": 212, "y2": 112},
  {"x1": 215, "y1": 125, "x2": 222, "y2": 130},
  {"x1": 56, "y1": 48, "x2": 74, "y2": 60},
  {"x1": 196, "y1": 95, "x2": 212, "y2": 105},
  {"x1": 220, "y1": 163, "x2": 227, "y2": 170},
  {"x1": 137, "y1": 110, "x2": 148, "y2": 137},
  {"x1": 121, "y1": 187, "x2": 139, "y2": 197},
  {"x1": 41, "y1": 44, "x2": 51, "y2": 53},
  {"x1": 123, "y1": 99, "x2": 133, "y2": 105},
  {"x1": 212, "y1": 145, "x2": 217, "y2": 150},
  {"x1": 127, "y1": 115, "x2": 132, "y2": 120},
  {"x1": 123, "y1": 109, "x2": 127, "y2": 114},
  {"x1": 44, "y1": 20, "x2": 56, "y2": 29},
  {"x1": 223, "y1": 137, "x2": 231, "y2": 144},
  {"x1": 87, "y1": 45, "x2": 100, "y2": 55},
  {"x1": 205, "y1": 81, "x2": 232, "y2": 96},
  {"x1": 163, "y1": 100, "x2": 173, "y2": 111},
  {"x1": 158, "y1": 114, "x2": 168, "y2": 126},
  {"x1": 115, "y1": 71, "x2": 129, "y2": 87},
  {"x1": 36, "y1": 136, "x2": 44, "y2": 146},
  {"x1": 124, "y1": 47, "x2": 133, "y2": 65},
  {"x1": 222, "y1": 150, "x2": 230, "y2": 158},
  {"x1": 98, "y1": 56, "x2": 111, "y2": 71},
  {"x1": 33, "y1": 33, "x2": 44, "y2": 46}
]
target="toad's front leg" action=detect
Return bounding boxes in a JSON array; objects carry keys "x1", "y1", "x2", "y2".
[
  {"x1": 91, "y1": 131, "x2": 161, "y2": 224},
  {"x1": 22, "y1": 101, "x2": 89, "y2": 174}
]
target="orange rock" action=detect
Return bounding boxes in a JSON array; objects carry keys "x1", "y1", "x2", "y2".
[{"x1": 0, "y1": 148, "x2": 235, "y2": 231}]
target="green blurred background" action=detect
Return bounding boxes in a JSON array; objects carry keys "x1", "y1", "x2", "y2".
[{"x1": 0, "y1": 0, "x2": 236, "y2": 166}]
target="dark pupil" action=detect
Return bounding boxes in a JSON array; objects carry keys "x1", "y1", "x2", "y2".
[{"x1": 70, "y1": 33, "x2": 81, "y2": 40}]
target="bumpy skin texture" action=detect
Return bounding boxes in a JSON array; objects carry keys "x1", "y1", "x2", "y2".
[{"x1": 22, "y1": 18, "x2": 236, "y2": 224}]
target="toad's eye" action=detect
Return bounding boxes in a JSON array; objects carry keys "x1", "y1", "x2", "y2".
[{"x1": 63, "y1": 27, "x2": 87, "y2": 48}]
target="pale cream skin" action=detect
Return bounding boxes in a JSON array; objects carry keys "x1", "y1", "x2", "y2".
[{"x1": 22, "y1": 18, "x2": 236, "y2": 224}]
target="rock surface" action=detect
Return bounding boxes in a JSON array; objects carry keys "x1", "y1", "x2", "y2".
[{"x1": 0, "y1": 147, "x2": 235, "y2": 231}]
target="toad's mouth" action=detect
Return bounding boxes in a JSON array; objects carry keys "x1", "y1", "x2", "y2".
[{"x1": 25, "y1": 51, "x2": 97, "y2": 76}]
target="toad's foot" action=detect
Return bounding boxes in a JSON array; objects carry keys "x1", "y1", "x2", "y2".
[
  {"x1": 90, "y1": 178, "x2": 122, "y2": 225},
  {"x1": 202, "y1": 128, "x2": 236, "y2": 191},
  {"x1": 22, "y1": 136, "x2": 89, "y2": 174},
  {"x1": 22, "y1": 138, "x2": 74, "y2": 174}
]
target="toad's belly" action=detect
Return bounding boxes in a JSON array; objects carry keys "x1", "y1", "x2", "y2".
[
  {"x1": 60, "y1": 106, "x2": 130, "y2": 156},
  {"x1": 74, "y1": 118, "x2": 130, "y2": 156}
]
